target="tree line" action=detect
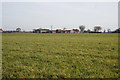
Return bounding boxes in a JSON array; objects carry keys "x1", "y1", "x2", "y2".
[{"x1": 2, "y1": 25, "x2": 119, "y2": 33}]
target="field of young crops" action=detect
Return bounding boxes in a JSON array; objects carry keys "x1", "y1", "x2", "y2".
[{"x1": 2, "y1": 33, "x2": 119, "y2": 78}]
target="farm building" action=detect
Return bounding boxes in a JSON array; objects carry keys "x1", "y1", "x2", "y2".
[
  {"x1": 56, "y1": 29, "x2": 62, "y2": 33},
  {"x1": 51, "y1": 30, "x2": 56, "y2": 33},
  {"x1": 65, "y1": 30, "x2": 71, "y2": 33},
  {"x1": 71, "y1": 29, "x2": 79, "y2": 33},
  {"x1": 33, "y1": 29, "x2": 50, "y2": 33},
  {"x1": 33, "y1": 28, "x2": 72, "y2": 33},
  {"x1": 56, "y1": 29, "x2": 71, "y2": 33},
  {"x1": 0, "y1": 29, "x2": 3, "y2": 33},
  {"x1": 112, "y1": 28, "x2": 120, "y2": 33}
]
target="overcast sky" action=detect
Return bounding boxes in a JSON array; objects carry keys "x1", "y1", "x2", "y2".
[
  {"x1": 1, "y1": 2, "x2": 118, "y2": 31},
  {"x1": 1, "y1": 0, "x2": 119, "y2": 2}
]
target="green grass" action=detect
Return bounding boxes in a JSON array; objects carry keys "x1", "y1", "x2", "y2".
[{"x1": 2, "y1": 33, "x2": 119, "y2": 78}]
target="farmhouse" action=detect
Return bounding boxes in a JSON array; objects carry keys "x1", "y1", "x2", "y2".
[
  {"x1": 0, "y1": 29, "x2": 3, "y2": 33},
  {"x1": 33, "y1": 29, "x2": 50, "y2": 33}
]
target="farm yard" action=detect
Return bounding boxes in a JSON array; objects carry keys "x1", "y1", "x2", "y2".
[{"x1": 2, "y1": 33, "x2": 119, "y2": 78}]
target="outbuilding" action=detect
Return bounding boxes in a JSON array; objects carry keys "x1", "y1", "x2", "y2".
[{"x1": 33, "y1": 29, "x2": 50, "y2": 33}]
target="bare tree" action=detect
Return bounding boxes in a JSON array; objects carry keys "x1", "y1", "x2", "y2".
[
  {"x1": 16, "y1": 28, "x2": 21, "y2": 32},
  {"x1": 79, "y1": 25, "x2": 85, "y2": 33},
  {"x1": 94, "y1": 26, "x2": 102, "y2": 32}
]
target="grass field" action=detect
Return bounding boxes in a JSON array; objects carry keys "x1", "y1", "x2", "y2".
[{"x1": 2, "y1": 33, "x2": 119, "y2": 78}]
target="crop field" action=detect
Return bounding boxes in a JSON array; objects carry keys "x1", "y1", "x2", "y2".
[{"x1": 2, "y1": 33, "x2": 119, "y2": 78}]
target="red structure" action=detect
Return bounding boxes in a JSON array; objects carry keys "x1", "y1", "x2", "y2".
[
  {"x1": 0, "y1": 29, "x2": 3, "y2": 33},
  {"x1": 72, "y1": 29, "x2": 79, "y2": 33}
]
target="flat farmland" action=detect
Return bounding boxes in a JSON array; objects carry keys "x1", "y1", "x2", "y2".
[{"x1": 2, "y1": 33, "x2": 119, "y2": 78}]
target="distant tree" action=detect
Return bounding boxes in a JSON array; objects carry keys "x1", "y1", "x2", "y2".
[
  {"x1": 107, "y1": 29, "x2": 111, "y2": 33},
  {"x1": 104, "y1": 30, "x2": 106, "y2": 33},
  {"x1": 94, "y1": 26, "x2": 102, "y2": 32},
  {"x1": 22, "y1": 29, "x2": 25, "y2": 32},
  {"x1": 63, "y1": 28, "x2": 67, "y2": 30},
  {"x1": 16, "y1": 28, "x2": 21, "y2": 32},
  {"x1": 87, "y1": 29, "x2": 91, "y2": 33},
  {"x1": 79, "y1": 25, "x2": 85, "y2": 33}
]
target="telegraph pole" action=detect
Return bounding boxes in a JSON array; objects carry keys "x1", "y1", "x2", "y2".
[{"x1": 51, "y1": 25, "x2": 52, "y2": 31}]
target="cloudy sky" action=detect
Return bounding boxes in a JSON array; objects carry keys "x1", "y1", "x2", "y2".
[{"x1": 1, "y1": 1, "x2": 118, "y2": 31}]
